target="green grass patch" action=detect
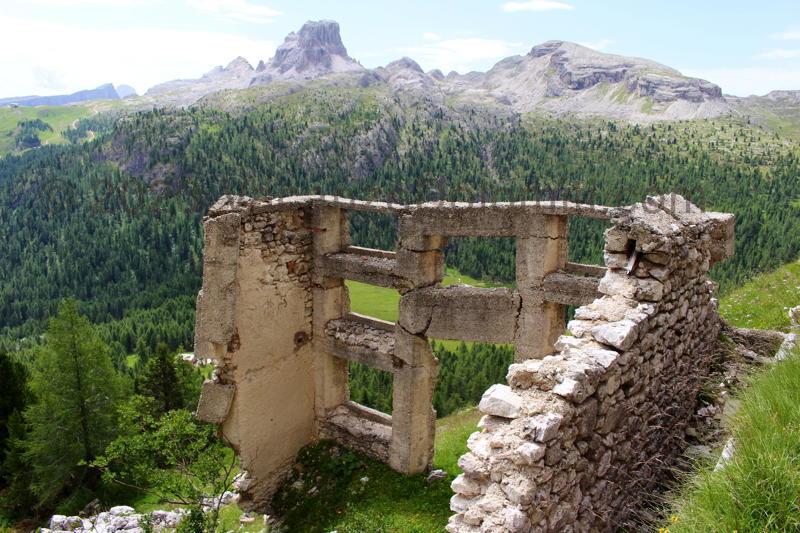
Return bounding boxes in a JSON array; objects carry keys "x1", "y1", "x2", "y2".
[
  {"x1": 434, "y1": 408, "x2": 482, "y2": 475},
  {"x1": 271, "y1": 408, "x2": 478, "y2": 532},
  {"x1": 719, "y1": 258, "x2": 800, "y2": 332},
  {"x1": 346, "y1": 267, "x2": 511, "y2": 323},
  {"x1": 0, "y1": 105, "x2": 91, "y2": 156},
  {"x1": 662, "y1": 350, "x2": 800, "y2": 532}
]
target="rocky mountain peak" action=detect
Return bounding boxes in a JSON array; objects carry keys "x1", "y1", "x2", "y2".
[
  {"x1": 528, "y1": 40, "x2": 567, "y2": 57},
  {"x1": 264, "y1": 19, "x2": 362, "y2": 78},
  {"x1": 296, "y1": 20, "x2": 348, "y2": 55},
  {"x1": 386, "y1": 57, "x2": 424, "y2": 73},
  {"x1": 225, "y1": 56, "x2": 254, "y2": 72}
]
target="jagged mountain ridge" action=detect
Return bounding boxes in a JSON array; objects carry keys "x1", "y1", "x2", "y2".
[
  {"x1": 0, "y1": 83, "x2": 121, "y2": 107},
  {"x1": 145, "y1": 20, "x2": 364, "y2": 105},
  {"x1": 142, "y1": 20, "x2": 734, "y2": 121}
]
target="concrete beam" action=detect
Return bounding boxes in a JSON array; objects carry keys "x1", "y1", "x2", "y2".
[
  {"x1": 318, "y1": 252, "x2": 409, "y2": 290},
  {"x1": 320, "y1": 401, "x2": 392, "y2": 462},
  {"x1": 543, "y1": 272, "x2": 602, "y2": 307},
  {"x1": 399, "y1": 286, "x2": 520, "y2": 344}
]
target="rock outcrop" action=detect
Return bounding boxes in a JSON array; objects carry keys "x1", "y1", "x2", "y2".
[
  {"x1": 145, "y1": 56, "x2": 255, "y2": 104},
  {"x1": 445, "y1": 40, "x2": 731, "y2": 120},
  {"x1": 250, "y1": 20, "x2": 363, "y2": 85},
  {"x1": 138, "y1": 21, "x2": 733, "y2": 121},
  {"x1": 763, "y1": 89, "x2": 800, "y2": 103}
]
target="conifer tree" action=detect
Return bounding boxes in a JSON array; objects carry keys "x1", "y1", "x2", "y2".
[
  {"x1": 0, "y1": 351, "x2": 27, "y2": 484},
  {"x1": 21, "y1": 299, "x2": 122, "y2": 506},
  {"x1": 137, "y1": 342, "x2": 201, "y2": 413}
]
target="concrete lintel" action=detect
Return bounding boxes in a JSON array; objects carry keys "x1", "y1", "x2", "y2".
[
  {"x1": 318, "y1": 252, "x2": 410, "y2": 290},
  {"x1": 564, "y1": 262, "x2": 607, "y2": 278},
  {"x1": 400, "y1": 210, "x2": 569, "y2": 239},
  {"x1": 543, "y1": 271, "x2": 602, "y2": 307},
  {"x1": 323, "y1": 337, "x2": 396, "y2": 374},
  {"x1": 399, "y1": 286, "x2": 520, "y2": 344}
]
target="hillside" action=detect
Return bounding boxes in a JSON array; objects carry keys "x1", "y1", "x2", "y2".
[{"x1": 1, "y1": 86, "x2": 799, "y2": 360}]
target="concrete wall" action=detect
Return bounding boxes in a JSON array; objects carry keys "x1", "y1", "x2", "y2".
[{"x1": 196, "y1": 196, "x2": 315, "y2": 510}]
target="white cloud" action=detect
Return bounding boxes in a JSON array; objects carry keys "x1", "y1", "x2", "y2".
[
  {"x1": 754, "y1": 49, "x2": 800, "y2": 59},
  {"x1": 186, "y1": 0, "x2": 281, "y2": 23},
  {"x1": 29, "y1": 0, "x2": 154, "y2": 4},
  {"x1": 422, "y1": 32, "x2": 441, "y2": 41},
  {"x1": 683, "y1": 66, "x2": 800, "y2": 97},
  {"x1": 400, "y1": 38, "x2": 525, "y2": 73},
  {"x1": 0, "y1": 16, "x2": 276, "y2": 97},
  {"x1": 578, "y1": 39, "x2": 614, "y2": 51},
  {"x1": 502, "y1": 1, "x2": 574, "y2": 12},
  {"x1": 771, "y1": 29, "x2": 800, "y2": 40}
]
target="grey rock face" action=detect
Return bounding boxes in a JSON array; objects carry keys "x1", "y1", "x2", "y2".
[
  {"x1": 251, "y1": 20, "x2": 363, "y2": 85},
  {"x1": 145, "y1": 56, "x2": 255, "y2": 104},
  {"x1": 455, "y1": 40, "x2": 732, "y2": 120},
  {"x1": 764, "y1": 89, "x2": 800, "y2": 103}
]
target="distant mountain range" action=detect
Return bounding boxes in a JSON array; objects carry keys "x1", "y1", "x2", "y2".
[
  {"x1": 0, "y1": 83, "x2": 134, "y2": 107},
  {"x1": 1, "y1": 20, "x2": 798, "y2": 123}
]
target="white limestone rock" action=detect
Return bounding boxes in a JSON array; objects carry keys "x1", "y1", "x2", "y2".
[
  {"x1": 504, "y1": 508, "x2": 531, "y2": 532},
  {"x1": 591, "y1": 320, "x2": 638, "y2": 351},
  {"x1": 515, "y1": 442, "x2": 546, "y2": 465},
  {"x1": 478, "y1": 384, "x2": 522, "y2": 419}
]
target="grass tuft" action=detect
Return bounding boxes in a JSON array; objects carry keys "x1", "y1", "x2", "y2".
[
  {"x1": 719, "y1": 258, "x2": 800, "y2": 332},
  {"x1": 663, "y1": 350, "x2": 800, "y2": 532}
]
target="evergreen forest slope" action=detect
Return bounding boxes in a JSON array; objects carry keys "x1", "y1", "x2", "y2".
[{"x1": 1, "y1": 85, "x2": 799, "y2": 363}]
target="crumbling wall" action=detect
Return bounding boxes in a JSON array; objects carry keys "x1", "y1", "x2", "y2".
[
  {"x1": 195, "y1": 196, "x2": 315, "y2": 511},
  {"x1": 447, "y1": 196, "x2": 735, "y2": 532},
  {"x1": 193, "y1": 193, "x2": 735, "y2": 527}
]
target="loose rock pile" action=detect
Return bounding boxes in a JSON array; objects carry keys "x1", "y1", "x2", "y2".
[{"x1": 43, "y1": 506, "x2": 187, "y2": 533}]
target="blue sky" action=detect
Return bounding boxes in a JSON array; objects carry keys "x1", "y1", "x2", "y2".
[{"x1": 1, "y1": 0, "x2": 799, "y2": 97}]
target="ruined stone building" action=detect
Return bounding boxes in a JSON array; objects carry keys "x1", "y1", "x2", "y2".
[{"x1": 194, "y1": 193, "x2": 734, "y2": 532}]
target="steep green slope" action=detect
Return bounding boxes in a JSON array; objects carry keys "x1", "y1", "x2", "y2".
[
  {"x1": 719, "y1": 258, "x2": 800, "y2": 332},
  {"x1": 0, "y1": 105, "x2": 92, "y2": 155}
]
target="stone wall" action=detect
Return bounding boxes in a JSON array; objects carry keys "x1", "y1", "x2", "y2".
[
  {"x1": 447, "y1": 195, "x2": 734, "y2": 532},
  {"x1": 193, "y1": 193, "x2": 735, "y2": 527}
]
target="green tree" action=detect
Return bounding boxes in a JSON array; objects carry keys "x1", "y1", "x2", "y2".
[
  {"x1": 21, "y1": 299, "x2": 123, "y2": 506},
  {"x1": 94, "y1": 402, "x2": 236, "y2": 532},
  {"x1": 137, "y1": 343, "x2": 202, "y2": 414},
  {"x1": 0, "y1": 351, "x2": 28, "y2": 484}
]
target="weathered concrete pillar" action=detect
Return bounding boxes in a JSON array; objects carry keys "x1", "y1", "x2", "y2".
[
  {"x1": 515, "y1": 215, "x2": 568, "y2": 361},
  {"x1": 311, "y1": 206, "x2": 350, "y2": 420},
  {"x1": 389, "y1": 328, "x2": 439, "y2": 473}
]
